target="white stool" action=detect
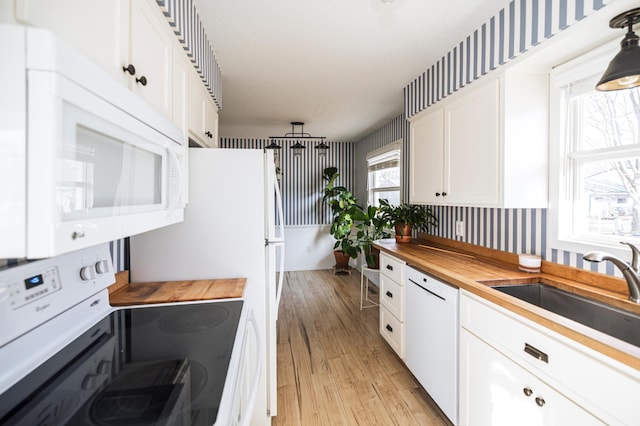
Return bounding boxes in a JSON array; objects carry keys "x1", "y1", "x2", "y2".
[{"x1": 360, "y1": 264, "x2": 379, "y2": 310}]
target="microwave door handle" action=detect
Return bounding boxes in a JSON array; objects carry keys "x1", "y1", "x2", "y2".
[{"x1": 166, "y1": 144, "x2": 183, "y2": 212}]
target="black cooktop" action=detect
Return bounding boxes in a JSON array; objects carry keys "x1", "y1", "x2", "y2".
[{"x1": 0, "y1": 300, "x2": 243, "y2": 426}]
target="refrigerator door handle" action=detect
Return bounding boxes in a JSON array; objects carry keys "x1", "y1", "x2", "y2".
[
  {"x1": 275, "y1": 243, "x2": 285, "y2": 318},
  {"x1": 272, "y1": 177, "x2": 285, "y2": 243}
]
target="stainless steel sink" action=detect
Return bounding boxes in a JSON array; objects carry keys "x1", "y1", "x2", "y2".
[{"x1": 490, "y1": 283, "x2": 640, "y2": 347}]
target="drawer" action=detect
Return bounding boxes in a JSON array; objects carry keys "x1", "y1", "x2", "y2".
[
  {"x1": 380, "y1": 253, "x2": 404, "y2": 283},
  {"x1": 460, "y1": 290, "x2": 639, "y2": 425},
  {"x1": 380, "y1": 305, "x2": 404, "y2": 359},
  {"x1": 380, "y1": 274, "x2": 404, "y2": 320}
]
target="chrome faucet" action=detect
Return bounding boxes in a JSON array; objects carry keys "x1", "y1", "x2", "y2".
[{"x1": 583, "y1": 242, "x2": 640, "y2": 303}]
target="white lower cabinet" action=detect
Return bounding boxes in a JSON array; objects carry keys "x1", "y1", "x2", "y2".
[
  {"x1": 379, "y1": 253, "x2": 405, "y2": 359},
  {"x1": 459, "y1": 290, "x2": 639, "y2": 425},
  {"x1": 460, "y1": 329, "x2": 604, "y2": 426}
]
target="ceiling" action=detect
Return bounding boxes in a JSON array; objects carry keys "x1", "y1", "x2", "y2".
[{"x1": 195, "y1": 0, "x2": 512, "y2": 142}]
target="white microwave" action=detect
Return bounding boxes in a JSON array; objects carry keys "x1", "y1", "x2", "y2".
[{"x1": 0, "y1": 25, "x2": 185, "y2": 259}]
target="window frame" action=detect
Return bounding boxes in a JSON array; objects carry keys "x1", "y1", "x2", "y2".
[
  {"x1": 549, "y1": 38, "x2": 640, "y2": 259},
  {"x1": 366, "y1": 140, "x2": 402, "y2": 207}
]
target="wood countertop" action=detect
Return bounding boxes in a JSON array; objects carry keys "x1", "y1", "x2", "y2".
[
  {"x1": 374, "y1": 236, "x2": 640, "y2": 370},
  {"x1": 109, "y1": 276, "x2": 246, "y2": 306}
]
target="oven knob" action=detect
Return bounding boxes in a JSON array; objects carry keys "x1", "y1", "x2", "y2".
[
  {"x1": 80, "y1": 266, "x2": 96, "y2": 281},
  {"x1": 97, "y1": 360, "x2": 112, "y2": 375},
  {"x1": 82, "y1": 374, "x2": 99, "y2": 390},
  {"x1": 95, "y1": 260, "x2": 110, "y2": 274}
]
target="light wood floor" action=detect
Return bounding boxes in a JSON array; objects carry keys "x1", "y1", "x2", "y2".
[{"x1": 273, "y1": 269, "x2": 451, "y2": 426}]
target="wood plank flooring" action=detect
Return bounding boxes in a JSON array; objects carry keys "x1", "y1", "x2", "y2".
[{"x1": 273, "y1": 270, "x2": 451, "y2": 426}]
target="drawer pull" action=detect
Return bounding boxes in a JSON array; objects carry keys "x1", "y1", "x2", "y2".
[
  {"x1": 524, "y1": 343, "x2": 548, "y2": 363},
  {"x1": 386, "y1": 265, "x2": 393, "y2": 271},
  {"x1": 386, "y1": 324, "x2": 393, "y2": 333},
  {"x1": 535, "y1": 397, "x2": 545, "y2": 407},
  {"x1": 523, "y1": 387, "x2": 533, "y2": 397},
  {"x1": 386, "y1": 291, "x2": 393, "y2": 298}
]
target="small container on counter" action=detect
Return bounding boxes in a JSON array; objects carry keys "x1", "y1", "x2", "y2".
[{"x1": 518, "y1": 254, "x2": 541, "y2": 273}]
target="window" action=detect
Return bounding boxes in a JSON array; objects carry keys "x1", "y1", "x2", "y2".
[
  {"x1": 367, "y1": 141, "x2": 401, "y2": 207},
  {"x1": 550, "y1": 41, "x2": 640, "y2": 257}
]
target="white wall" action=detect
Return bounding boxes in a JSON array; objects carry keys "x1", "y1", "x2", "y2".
[
  {"x1": 284, "y1": 225, "x2": 335, "y2": 271},
  {"x1": 283, "y1": 225, "x2": 381, "y2": 288}
]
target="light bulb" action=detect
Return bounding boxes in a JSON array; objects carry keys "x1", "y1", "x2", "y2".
[{"x1": 617, "y1": 75, "x2": 640, "y2": 86}]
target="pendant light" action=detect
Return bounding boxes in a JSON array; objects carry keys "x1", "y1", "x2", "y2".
[
  {"x1": 596, "y1": 8, "x2": 640, "y2": 91},
  {"x1": 265, "y1": 141, "x2": 282, "y2": 150},
  {"x1": 269, "y1": 122, "x2": 326, "y2": 159},
  {"x1": 314, "y1": 141, "x2": 330, "y2": 158},
  {"x1": 290, "y1": 141, "x2": 306, "y2": 158}
]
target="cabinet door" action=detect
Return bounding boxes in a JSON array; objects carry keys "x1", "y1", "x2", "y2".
[
  {"x1": 188, "y1": 68, "x2": 215, "y2": 146},
  {"x1": 445, "y1": 79, "x2": 500, "y2": 206},
  {"x1": 459, "y1": 329, "x2": 604, "y2": 426},
  {"x1": 409, "y1": 108, "x2": 444, "y2": 204},
  {"x1": 14, "y1": 0, "x2": 129, "y2": 85},
  {"x1": 129, "y1": 0, "x2": 173, "y2": 119},
  {"x1": 203, "y1": 96, "x2": 219, "y2": 147}
]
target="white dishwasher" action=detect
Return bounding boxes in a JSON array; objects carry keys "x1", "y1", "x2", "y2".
[{"x1": 405, "y1": 266, "x2": 459, "y2": 425}]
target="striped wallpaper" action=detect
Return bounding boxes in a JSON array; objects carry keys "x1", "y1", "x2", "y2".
[
  {"x1": 219, "y1": 139, "x2": 355, "y2": 226},
  {"x1": 156, "y1": 0, "x2": 223, "y2": 108},
  {"x1": 426, "y1": 206, "x2": 623, "y2": 277},
  {"x1": 404, "y1": 0, "x2": 609, "y2": 119}
]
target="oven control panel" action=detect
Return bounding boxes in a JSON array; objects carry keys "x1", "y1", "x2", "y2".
[
  {"x1": 6, "y1": 267, "x2": 62, "y2": 310},
  {"x1": 0, "y1": 243, "x2": 115, "y2": 348}
]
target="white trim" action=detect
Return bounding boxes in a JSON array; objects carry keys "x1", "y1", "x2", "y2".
[{"x1": 366, "y1": 140, "x2": 401, "y2": 161}]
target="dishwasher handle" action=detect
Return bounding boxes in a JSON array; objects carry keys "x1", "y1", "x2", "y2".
[{"x1": 408, "y1": 278, "x2": 446, "y2": 301}]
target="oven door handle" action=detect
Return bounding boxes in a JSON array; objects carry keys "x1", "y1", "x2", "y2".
[{"x1": 239, "y1": 309, "x2": 262, "y2": 426}]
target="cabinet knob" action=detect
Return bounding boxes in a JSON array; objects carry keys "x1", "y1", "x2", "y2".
[
  {"x1": 122, "y1": 64, "x2": 136, "y2": 75},
  {"x1": 385, "y1": 324, "x2": 393, "y2": 332},
  {"x1": 442, "y1": 192, "x2": 447, "y2": 196},
  {"x1": 135, "y1": 76, "x2": 148, "y2": 86},
  {"x1": 386, "y1": 265, "x2": 393, "y2": 271},
  {"x1": 523, "y1": 387, "x2": 533, "y2": 397},
  {"x1": 205, "y1": 131, "x2": 213, "y2": 138},
  {"x1": 386, "y1": 291, "x2": 393, "y2": 298},
  {"x1": 535, "y1": 397, "x2": 545, "y2": 407},
  {"x1": 435, "y1": 192, "x2": 441, "y2": 197}
]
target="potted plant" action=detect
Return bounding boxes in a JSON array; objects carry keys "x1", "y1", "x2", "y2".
[
  {"x1": 322, "y1": 167, "x2": 365, "y2": 268},
  {"x1": 379, "y1": 199, "x2": 438, "y2": 243},
  {"x1": 355, "y1": 205, "x2": 392, "y2": 268}
]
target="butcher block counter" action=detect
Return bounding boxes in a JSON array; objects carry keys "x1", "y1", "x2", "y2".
[
  {"x1": 108, "y1": 272, "x2": 246, "y2": 306},
  {"x1": 374, "y1": 235, "x2": 640, "y2": 370}
]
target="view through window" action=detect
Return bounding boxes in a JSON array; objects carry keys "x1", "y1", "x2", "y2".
[
  {"x1": 554, "y1": 56, "x2": 640, "y2": 250},
  {"x1": 367, "y1": 144, "x2": 401, "y2": 207}
]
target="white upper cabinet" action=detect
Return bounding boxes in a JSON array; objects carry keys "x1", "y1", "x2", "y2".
[
  {"x1": 409, "y1": 70, "x2": 548, "y2": 208},
  {"x1": 188, "y1": 67, "x2": 219, "y2": 147},
  {"x1": 410, "y1": 109, "x2": 444, "y2": 204},
  {"x1": 128, "y1": 0, "x2": 173, "y2": 119},
  {"x1": 445, "y1": 79, "x2": 500, "y2": 206},
  {"x1": 10, "y1": 0, "x2": 216, "y2": 140},
  {"x1": 12, "y1": 0, "x2": 129, "y2": 86}
]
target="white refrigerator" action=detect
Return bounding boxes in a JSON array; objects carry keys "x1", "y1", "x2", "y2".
[{"x1": 129, "y1": 148, "x2": 285, "y2": 425}]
